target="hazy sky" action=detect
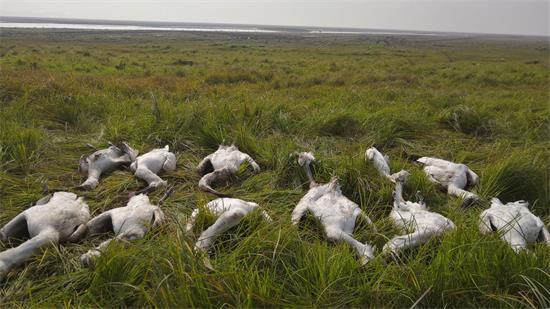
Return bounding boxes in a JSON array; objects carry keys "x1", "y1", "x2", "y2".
[{"x1": 1, "y1": 0, "x2": 548, "y2": 36}]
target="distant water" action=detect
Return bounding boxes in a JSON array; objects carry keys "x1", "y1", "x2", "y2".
[
  {"x1": 0, "y1": 22, "x2": 441, "y2": 36},
  {"x1": 0, "y1": 22, "x2": 282, "y2": 33},
  {"x1": 307, "y1": 30, "x2": 438, "y2": 36}
]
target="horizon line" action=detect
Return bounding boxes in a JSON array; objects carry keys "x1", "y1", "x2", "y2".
[{"x1": 1, "y1": 15, "x2": 548, "y2": 38}]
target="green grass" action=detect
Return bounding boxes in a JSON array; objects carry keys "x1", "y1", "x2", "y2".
[{"x1": 0, "y1": 29, "x2": 549, "y2": 307}]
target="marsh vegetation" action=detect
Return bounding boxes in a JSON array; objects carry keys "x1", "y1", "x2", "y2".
[{"x1": 0, "y1": 29, "x2": 549, "y2": 307}]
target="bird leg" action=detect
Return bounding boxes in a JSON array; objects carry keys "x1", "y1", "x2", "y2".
[
  {"x1": 447, "y1": 184, "x2": 479, "y2": 208},
  {"x1": 80, "y1": 238, "x2": 113, "y2": 268},
  {"x1": 537, "y1": 226, "x2": 550, "y2": 245},
  {"x1": 80, "y1": 230, "x2": 145, "y2": 268},
  {"x1": 0, "y1": 213, "x2": 28, "y2": 243},
  {"x1": 382, "y1": 230, "x2": 434, "y2": 255},
  {"x1": 80, "y1": 165, "x2": 102, "y2": 189},
  {"x1": 135, "y1": 166, "x2": 166, "y2": 187},
  {"x1": 119, "y1": 142, "x2": 138, "y2": 163},
  {"x1": 132, "y1": 167, "x2": 167, "y2": 196},
  {"x1": 151, "y1": 207, "x2": 166, "y2": 228},
  {"x1": 243, "y1": 154, "x2": 261, "y2": 173},
  {"x1": 324, "y1": 227, "x2": 375, "y2": 265},
  {"x1": 194, "y1": 208, "x2": 247, "y2": 252},
  {"x1": 0, "y1": 229, "x2": 60, "y2": 278},
  {"x1": 111, "y1": 156, "x2": 133, "y2": 165}
]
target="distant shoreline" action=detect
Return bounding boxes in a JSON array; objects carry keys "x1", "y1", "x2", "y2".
[
  {"x1": 0, "y1": 15, "x2": 512, "y2": 38},
  {"x1": 0, "y1": 22, "x2": 286, "y2": 34}
]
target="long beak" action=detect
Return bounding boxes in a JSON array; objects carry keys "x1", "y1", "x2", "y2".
[
  {"x1": 460, "y1": 196, "x2": 479, "y2": 208},
  {"x1": 86, "y1": 143, "x2": 98, "y2": 151},
  {"x1": 158, "y1": 185, "x2": 175, "y2": 204},
  {"x1": 41, "y1": 181, "x2": 49, "y2": 194},
  {"x1": 130, "y1": 185, "x2": 155, "y2": 198},
  {"x1": 75, "y1": 185, "x2": 87, "y2": 191},
  {"x1": 203, "y1": 256, "x2": 215, "y2": 271},
  {"x1": 137, "y1": 185, "x2": 155, "y2": 195},
  {"x1": 201, "y1": 184, "x2": 231, "y2": 198}
]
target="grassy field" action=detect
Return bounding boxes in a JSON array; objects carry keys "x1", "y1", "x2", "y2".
[{"x1": 0, "y1": 28, "x2": 549, "y2": 307}]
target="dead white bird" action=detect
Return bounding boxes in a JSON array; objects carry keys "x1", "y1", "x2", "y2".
[
  {"x1": 186, "y1": 198, "x2": 271, "y2": 252},
  {"x1": 80, "y1": 193, "x2": 165, "y2": 268},
  {"x1": 479, "y1": 198, "x2": 550, "y2": 253},
  {"x1": 79, "y1": 142, "x2": 138, "y2": 190},
  {"x1": 0, "y1": 192, "x2": 90, "y2": 279},
  {"x1": 383, "y1": 173, "x2": 455, "y2": 255},
  {"x1": 291, "y1": 152, "x2": 376, "y2": 265},
  {"x1": 130, "y1": 145, "x2": 176, "y2": 194},
  {"x1": 416, "y1": 157, "x2": 479, "y2": 208},
  {"x1": 365, "y1": 147, "x2": 409, "y2": 182},
  {"x1": 197, "y1": 144, "x2": 260, "y2": 197}
]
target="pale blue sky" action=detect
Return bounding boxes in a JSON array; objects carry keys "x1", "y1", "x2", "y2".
[{"x1": 1, "y1": 0, "x2": 548, "y2": 36}]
